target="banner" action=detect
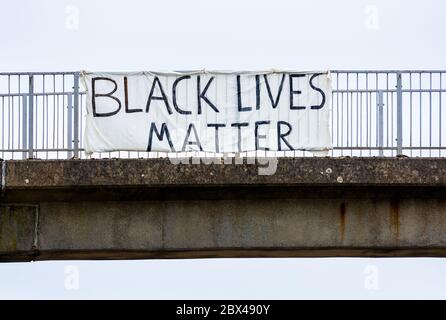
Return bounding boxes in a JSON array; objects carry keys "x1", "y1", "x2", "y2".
[{"x1": 81, "y1": 71, "x2": 332, "y2": 154}]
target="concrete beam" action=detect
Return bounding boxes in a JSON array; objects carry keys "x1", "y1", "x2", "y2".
[{"x1": 1, "y1": 158, "x2": 446, "y2": 261}]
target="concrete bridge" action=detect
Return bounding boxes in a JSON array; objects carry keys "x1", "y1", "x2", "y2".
[{"x1": 1, "y1": 157, "x2": 446, "y2": 262}]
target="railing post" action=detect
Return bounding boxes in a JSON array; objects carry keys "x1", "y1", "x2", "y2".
[
  {"x1": 396, "y1": 72, "x2": 403, "y2": 156},
  {"x1": 377, "y1": 90, "x2": 384, "y2": 156},
  {"x1": 22, "y1": 94, "x2": 28, "y2": 159},
  {"x1": 73, "y1": 72, "x2": 80, "y2": 158},
  {"x1": 67, "y1": 93, "x2": 73, "y2": 159},
  {"x1": 28, "y1": 75, "x2": 34, "y2": 159}
]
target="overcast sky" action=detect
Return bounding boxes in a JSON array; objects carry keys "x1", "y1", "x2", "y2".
[
  {"x1": 1, "y1": 0, "x2": 446, "y2": 299},
  {"x1": 2, "y1": 0, "x2": 445, "y2": 72}
]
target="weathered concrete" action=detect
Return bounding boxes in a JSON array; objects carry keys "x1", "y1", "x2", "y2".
[
  {"x1": 1, "y1": 158, "x2": 446, "y2": 261},
  {"x1": 5, "y1": 157, "x2": 446, "y2": 189}
]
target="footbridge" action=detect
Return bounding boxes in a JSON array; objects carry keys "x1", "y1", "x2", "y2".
[{"x1": 1, "y1": 70, "x2": 446, "y2": 262}]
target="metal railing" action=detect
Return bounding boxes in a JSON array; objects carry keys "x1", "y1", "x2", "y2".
[{"x1": 1, "y1": 70, "x2": 445, "y2": 160}]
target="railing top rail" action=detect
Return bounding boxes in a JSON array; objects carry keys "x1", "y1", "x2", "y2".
[
  {"x1": 1, "y1": 70, "x2": 446, "y2": 76},
  {"x1": 331, "y1": 70, "x2": 446, "y2": 74},
  {"x1": 0, "y1": 71, "x2": 79, "y2": 76}
]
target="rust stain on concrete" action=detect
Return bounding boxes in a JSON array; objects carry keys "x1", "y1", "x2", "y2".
[
  {"x1": 390, "y1": 197, "x2": 400, "y2": 239},
  {"x1": 340, "y1": 201, "x2": 346, "y2": 242}
]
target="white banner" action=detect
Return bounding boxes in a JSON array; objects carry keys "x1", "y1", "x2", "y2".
[{"x1": 81, "y1": 71, "x2": 332, "y2": 154}]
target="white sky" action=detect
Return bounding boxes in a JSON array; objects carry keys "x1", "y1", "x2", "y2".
[
  {"x1": 2, "y1": 0, "x2": 446, "y2": 71},
  {"x1": 1, "y1": 0, "x2": 446, "y2": 299}
]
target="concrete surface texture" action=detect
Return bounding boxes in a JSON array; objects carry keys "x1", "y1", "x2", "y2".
[{"x1": 1, "y1": 157, "x2": 446, "y2": 262}]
